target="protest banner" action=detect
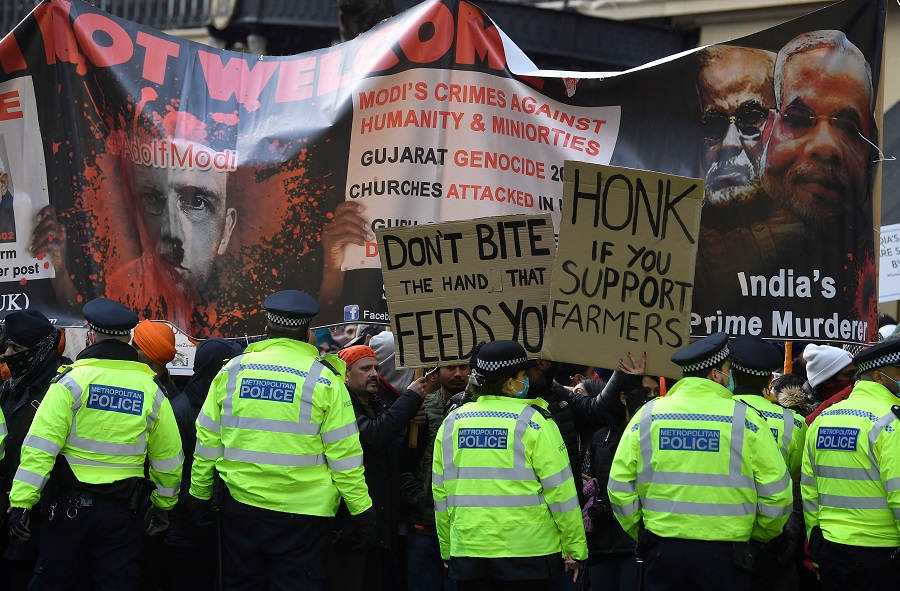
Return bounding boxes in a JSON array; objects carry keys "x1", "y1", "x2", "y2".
[
  {"x1": 879, "y1": 223, "x2": 900, "y2": 303},
  {"x1": 0, "y1": 0, "x2": 883, "y2": 344},
  {"x1": 542, "y1": 162, "x2": 702, "y2": 378},
  {"x1": 377, "y1": 213, "x2": 554, "y2": 368}
]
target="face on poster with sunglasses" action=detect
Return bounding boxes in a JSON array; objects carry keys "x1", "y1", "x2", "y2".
[{"x1": 697, "y1": 47, "x2": 775, "y2": 209}]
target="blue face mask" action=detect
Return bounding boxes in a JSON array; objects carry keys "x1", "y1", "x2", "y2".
[
  {"x1": 513, "y1": 377, "x2": 530, "y2": 398},
  {"x1": 726, "y1": 371, "x2": 735, "y2": 393}
]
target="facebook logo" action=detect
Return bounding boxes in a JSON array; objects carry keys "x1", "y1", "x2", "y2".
[{"x1": 344, "y1": 305, "x2": 360, "y2": 321}]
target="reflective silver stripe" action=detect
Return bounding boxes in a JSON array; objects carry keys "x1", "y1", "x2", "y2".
[
  {"x1": 643, "y1": 497, "x2": 755, "y2": 517},
  {"x1": 757, "y1": 502, "x2": 792, "y2": 519},
  {"x1": 195, "y1": 443, "x2": 223, "y2": 459},
  {"x1": 800, "y1": 472, "x2": 815, "y2": 487},
  {"x1": 0, "y1": 422, "x2": 7, "y2": 436},
  {"x1": 781, "y1": 408, "x2": 795, "y2": 459},
  {"x1": 299, "y1": 361, "x2": 324, "y2": 424},
  {"x1": 24, "y1": 434, "x2": 61, "y2": 456},
  {"x1": 220, "y1": 356, "x2": 246, "y2": 426},
  {"x1": 547, "y1": 495, "x2": 580, "y2": 513},
  {"x1": 867, "y1": 412, "x2": 898, "y2": 478},
  {"x1": 802, "y1": 499, "x2": 819, "y2": 513},
  {"x1": 636, "y1": 399, "x2": 657, "y2": 485},
  {"x1": 612, "y1": 499, "x2": 640, "y2": 517},
  {"x1": 151, "y1": 451, "x2": 184, "y2": 472},
  {"x1": 58, "y1": 374, "x2": 84, "y2": 409},
  {"x1": 730, "y1": 404, "x2": 746, "y2": 477},
  {"x1": 894, "y1": 508, "x2": 900, "y2": 520},
  {"x1": 757, "y1": 471, "x2": 791, "y2": 498},
  {"x1": 540, "y1": 465, "x2": 573, "y2": 490},
  {"x1": 650, "y1": 471, "x2": 753, "y2": 489},
  {"x1": 819, "y1": 493, "x2": 890, "y2": 510},
  {"x1": 455, "y1": 466, "x2": 536, "y2": 481},
  {"x1": 147, "y1": 387, "x2": 165, "y2": 426},
  {"x1": 327, "y1": 454, "x2": 363, "y2": 472},
  {"x1": 197, "y1": 412, "x2": 220, "y2": 433},
  {"x1": 608, "y1": 477, "x2": 637, "y2": 495},
  {"x1": 155, "y1": 484, "x2": 179, "y2": 497},
  {"x1": 321, "y1": 422, "x2": 358, "y2": 445},
  {"x1": 62, "y1": 454, "x2": 138, "y2": 469},
  {"x1": 884, "y1": 476, "x2": 900, "y2": 493},
  {"x1": 224, "y1": 448, "x2": 325, "y2": 467},
  {"x1": 66, "y1": 435, "x2": 146, "y2": 457},
  {"x1": 816, "y1": 465, "x2": 873, "y2": 481},
  {"x1": 14, "y1": 467, "x2": 48, "y2": 489},
  {"x1": 446, "y1": 494, "x2": 544, "y2": 508},
  {"x1": 433, "y1": 472, "x2": 444, "y2": 487},
  {"x1": 441, "y1": 409, "x2": 458, "y2": 479},
  {"x1": 434, "y1": 499, "x2": 447, "y2": 512},
  {"x1": 221, "y1": 414, "x2": 319, "y2": 435}
]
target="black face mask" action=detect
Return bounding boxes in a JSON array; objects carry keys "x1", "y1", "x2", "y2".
[
  {"x1": 5, "y1": 347, "x2": 38, "y2": 379},
  {"x1": 4, "y1": 330, "x2": 59, "y2": 386}
]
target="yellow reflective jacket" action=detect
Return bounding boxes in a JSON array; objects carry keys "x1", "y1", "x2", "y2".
[
  {"x1": 432, "y1": 395, "x2": 587, "y2": 561},
  {"x1": 190, "y1": 338, "x2": 372, "y2": 516},
  {"x1": 733, "y1": 391, "x2": 808, "y2": 479},
  {"x1": 0, "y1": 405, "x2": 6, "y2": 460},
  {"x1": 9, "y1": 358, "x2": 183, "y2": 510},
  {"x1": 608, "y1": 377, "x2": 792, "y2": 543},
  {"x1": 802, "y1": 380, "x2": 900, "y2": 547}
]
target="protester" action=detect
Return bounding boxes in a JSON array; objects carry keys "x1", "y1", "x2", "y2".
[
  {"x1": 132, "y1": 319, "x2": 179, "y2": 398},
  {"x1": 0, "y1": 311, "x2": 62, "y2": 590},
  {"x1": 327, "y1": 344, "x2": 426, "y2": 591},
  {"x1": 166, "y1": 338, "x2": 242, "y2": 591},
  {"x1": 582, "y1": 354, "x2": 655, "y2": 591},
  {"x1": 802, "y1": 338, "x2": 900, "y2": 589},
  {"x1": 608, "y1": 333, "x2": 791, "y2": 591},
  {"x1": 433, "y1": 340, "x2": 587, "y2": 590},
  {"x1": 801, "y1": 345, "x2": 856, "y2": 424}
]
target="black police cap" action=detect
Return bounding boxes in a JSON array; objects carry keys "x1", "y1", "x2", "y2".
[
  {"x1": 853, "y1": 338, "x2": 900, "y2": 374},
  {"x1": 671, "y1": 332, "x2": 730, "y2": 373},
  {"x1": 262, "y1": 290, "x2": 320, "y2": 327},
  {"x1": 729, "y1": 335, "x2": 783, "y2": 376},
  {"x1": 82, "y1": 298, "x2": 139, "y2": 336},
  {"x1": 471, "y1": 340, "x2": 534, "y2": 380}
]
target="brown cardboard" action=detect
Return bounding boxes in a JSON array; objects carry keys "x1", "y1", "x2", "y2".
[
  {"x1": 377, "y1": 214, "x2": 555, "y2": 369},
  {"x1": 542, "y1": 161, "x2": 703, "y2": 379}
]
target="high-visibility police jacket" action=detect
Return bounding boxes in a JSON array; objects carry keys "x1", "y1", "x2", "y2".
[
  {"x1": 0, "y1": 405, "x2": 6, "y2": 460},
  {"x1": 8, "y1": 358, "x2": 183, "y2": 510},
  {"x1": 190, "y1": 338, "x2": 372, "y2": 516},
  {"x1": 734, "y1": 390, "x2": 807, "y2": 479},
  {"x1": 801, "y1": 380, "x2": 900, "y2": 547},
  {"x1": 608, "y1": 377, "x2": 792, "y2": 543},
  {"x1": 432, "y1": 395, "x2": 587, "y2": 562}
]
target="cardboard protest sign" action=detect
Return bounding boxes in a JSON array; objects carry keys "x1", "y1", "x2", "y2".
[
  {"x1": 543, "y1": 162, "x2": 702, "y2": 378},
  {"x1": 377, "y1": 214, "x2": 554, "y2": 368}
]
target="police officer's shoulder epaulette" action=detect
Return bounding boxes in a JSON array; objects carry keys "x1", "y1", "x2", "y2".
[
  {"x1": 51, "y1": 365, "x2": 74, "y2": 383},
  {"x1": 530, "y1": 404, "x2": 552, "y2": 421},
  {"x1": 892, "y1": 405, "x2": 900, "y2": 421},
  {"x1": 735, "y1": 398, "x2": 765, "y2": 419},
  {"x1": 318, "y1": 357, "x2": 339, "y2": 377}
]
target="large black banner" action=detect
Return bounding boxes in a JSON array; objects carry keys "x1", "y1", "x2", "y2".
[{"x1": 0, "y1": 0, "x2": 885, "y2": 342}]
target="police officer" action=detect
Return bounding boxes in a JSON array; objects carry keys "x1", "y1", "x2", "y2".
[
  {"x1": 6, "y1": 298, "x2": 183, "y2": 590},
  {"x1": 433, "y1": 340, "x2": 587, "y2": 591},
  {"x1": 608, "y1": 333, "x2": 792, "y2": 591},
  {"x1": 802, "y1": 338, "x2": 900, "y2": 589},
  {"x1": 729, "y1": 335, "x2": 807, "y2": 590},
  {"x1": 190, "y1": 290, "x2": 374, "y2": 590}
]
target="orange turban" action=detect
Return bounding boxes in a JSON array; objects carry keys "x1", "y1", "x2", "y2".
[
  {"x1": 133, "y1": 320, "x2": 176, "y2": 365},
  {"x1": 338, "y1": 345, "x2": 377, "y2": 368}
]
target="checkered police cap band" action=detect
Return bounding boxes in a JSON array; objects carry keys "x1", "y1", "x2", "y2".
[
  {"x1": 678, "y1": 345, "x2": 730, "y2": 373},
  {"x1": 88, "y1": 323, "x2": 132, "y2": 336},
  {"x1": 267, "y1": 312, "x2": 313, "y2": 327},
  {"x1": 476, "y1": 356, "x2": 528, "y2": 373},
  {"x1": 730, "y1": 360, "x2": 774, "y2": 377},
  {"x1": 856, "y1": 351, "x2": 900, "y2": 374}
]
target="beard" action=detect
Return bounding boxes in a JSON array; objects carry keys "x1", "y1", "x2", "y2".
[{"x1": 704, "y1": 150, "x2": 760, "y2": 208}]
